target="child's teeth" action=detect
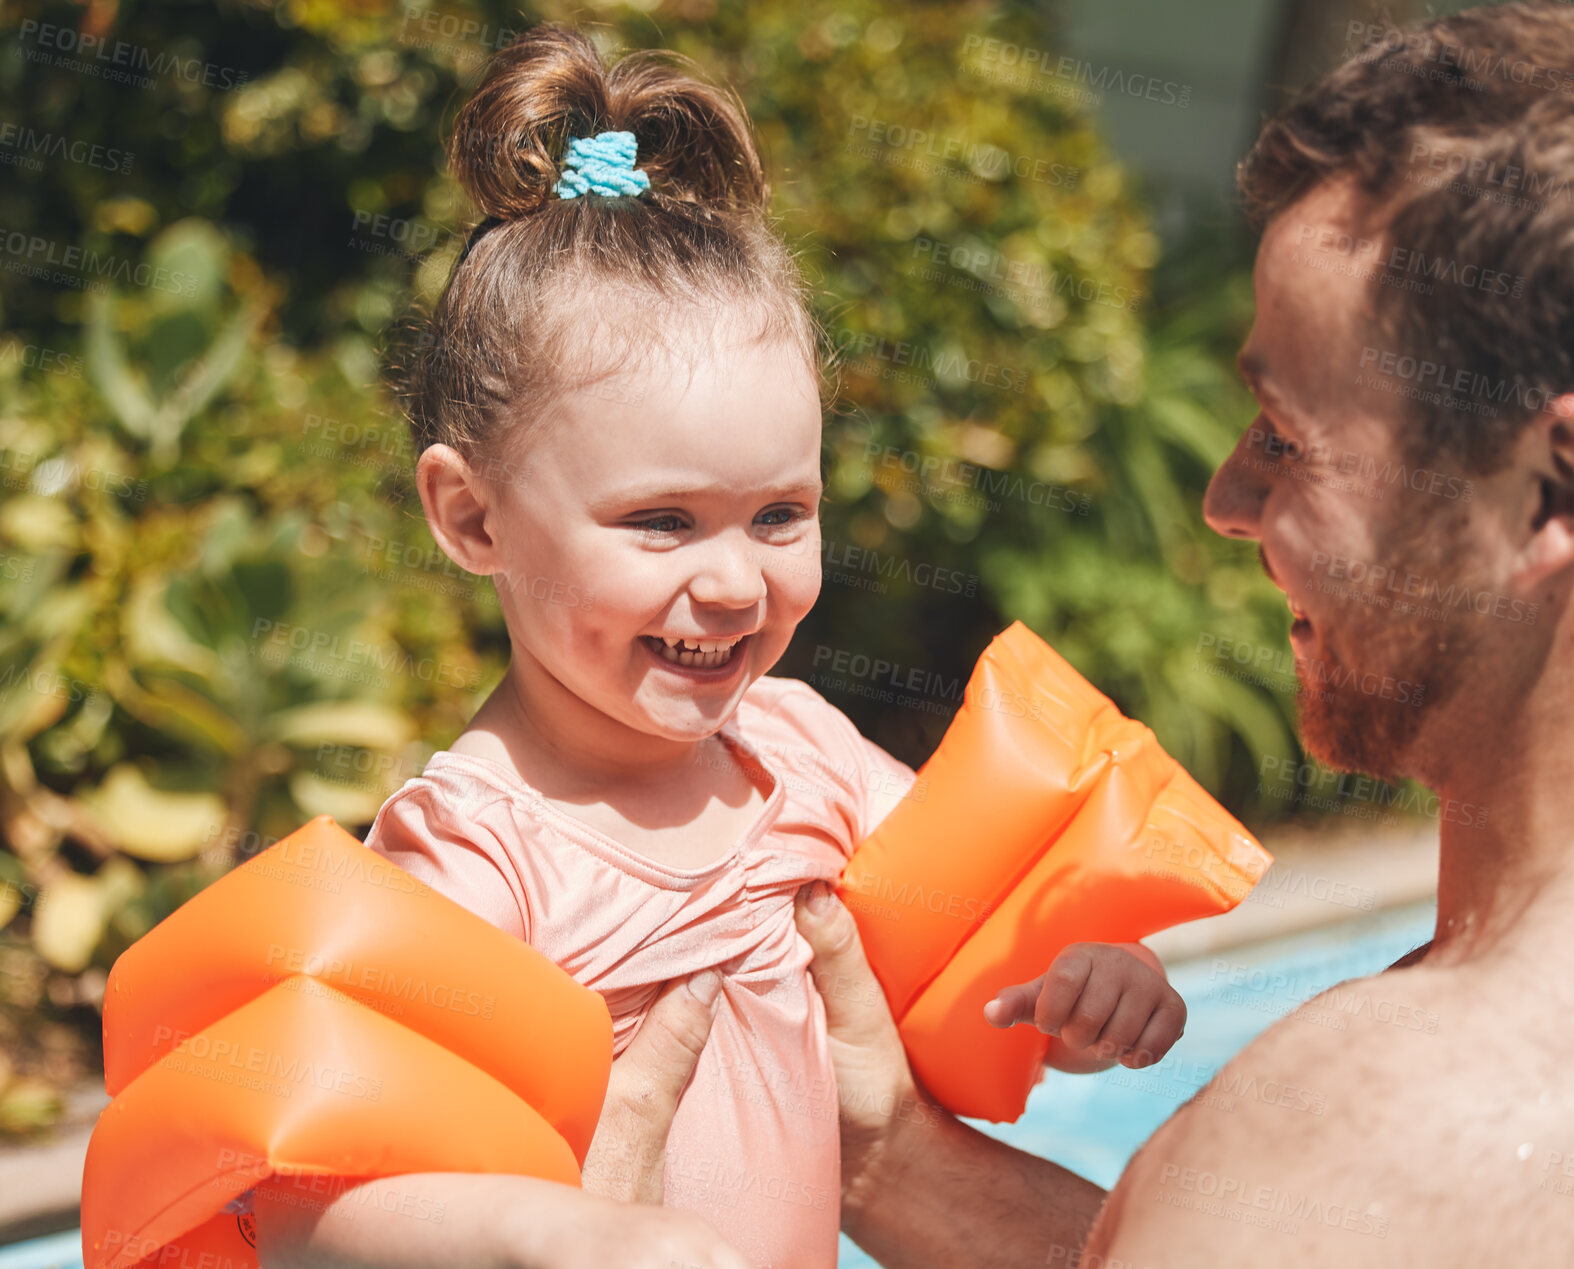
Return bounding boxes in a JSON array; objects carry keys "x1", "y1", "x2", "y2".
[{"x1": 647, "y1": 635, "x2": 740, "y2": 667}]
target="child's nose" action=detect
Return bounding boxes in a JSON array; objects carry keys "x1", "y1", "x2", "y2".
[{"x1": 688, "y1": 532, "x2": 769, "y2": 607}]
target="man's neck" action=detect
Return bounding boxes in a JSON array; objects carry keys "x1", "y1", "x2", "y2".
[{"x1": 1427, "y1": 686, "x2": 1574, "y2": 962}]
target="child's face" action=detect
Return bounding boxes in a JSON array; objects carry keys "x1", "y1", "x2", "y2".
[{"x1": 484, "y1": 328, "x2": 824, "y2": 743}]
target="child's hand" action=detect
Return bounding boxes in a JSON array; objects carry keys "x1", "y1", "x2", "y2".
[{"x1": 982, "y1": 941, "x2": 1185, "y2": 1071}]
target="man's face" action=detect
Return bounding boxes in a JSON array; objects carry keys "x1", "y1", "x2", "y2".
[{"x1": 1203, "y1": 178, "x2": 1507, "y2": 785}]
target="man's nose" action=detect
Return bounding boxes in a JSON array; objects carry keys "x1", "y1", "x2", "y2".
[{"x1": 1203, "y1": 423, "x2": 1269, "y2": 541}]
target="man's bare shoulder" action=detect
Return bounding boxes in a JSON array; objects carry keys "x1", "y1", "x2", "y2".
[{"x1": 1085, "y1": 961, "x2": 1574, "y2": 1267}]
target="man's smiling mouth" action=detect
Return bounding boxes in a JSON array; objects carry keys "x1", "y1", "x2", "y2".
[{"x1": 1262, "y1": 546, "x2": 1312, "y2": 630}]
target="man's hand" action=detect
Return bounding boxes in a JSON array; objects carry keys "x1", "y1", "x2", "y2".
[
  {"x1": 792, "y1": 881, "x2": 1108, "y2": 1267},
  {"x1": 790, "y1": 882, "x2": 934, "y2": 1210},
  {"x1": 984, "y1": 942, "x2": 1186, "y2": 1071},
  {"x1": 580, "y1": 970, "x2": 722, "y2": 1204}
]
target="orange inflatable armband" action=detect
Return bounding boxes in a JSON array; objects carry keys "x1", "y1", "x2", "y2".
[
  {"x1": 82, "y1": 621, "x2": 1267, "y2": 1267},
  {"x1": 81, "y1": 817, "x2": 612, "y2": 1269},
  {"x1": 838, "y1": 620, "x2": 1272, "y2": 1121}
]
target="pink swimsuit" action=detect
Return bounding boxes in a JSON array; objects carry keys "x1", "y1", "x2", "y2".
[{"x1": 363, "y1": 674, "x2": 919, "y2": 1268}]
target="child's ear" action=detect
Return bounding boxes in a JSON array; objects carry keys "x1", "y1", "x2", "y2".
[{"x1": 417, "y1": 444, "x2": 500, "y2": 575}]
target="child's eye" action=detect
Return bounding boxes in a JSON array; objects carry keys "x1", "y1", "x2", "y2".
[
  {"x1": 631, "y1": 514, "x2": 684, "y2": 534},
  {"x1": 757, "y1": 507, "x2": 810, "y2": 528}
]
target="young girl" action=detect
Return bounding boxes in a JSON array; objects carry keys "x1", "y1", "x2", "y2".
[{"x1": 257, "y1": 24, "x2": 1183, "y2": 1269}]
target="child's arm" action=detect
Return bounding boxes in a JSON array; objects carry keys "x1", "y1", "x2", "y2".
[
  {"x1": 252, "y1": 1172, "x2": 754, "y2": 1269},
  {"x1": 254, "y1": 972, "x2": 742, "y2": 1269},
  {"x1": 983, "y1": 941, "x2": 1186, "y2": 1072}
]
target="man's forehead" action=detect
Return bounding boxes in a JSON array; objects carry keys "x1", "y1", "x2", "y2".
[
  {"x1": 1247, "y1": 179, "x2": 1385, "y2": 397},
  {"x1": 1261, "y1": 176, "x2": 1375, "y2": 256}
]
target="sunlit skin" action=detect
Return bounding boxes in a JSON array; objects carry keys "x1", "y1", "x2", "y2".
[
  {"x1": 1200, "y1": 177, "x2": 1535, "y2": 783},
  {"x1": 416, "y1": 322, "x2": 825, "y2": 820},
  {"x1": 1076, "y1": 174, "x2": 1574, "y2": 1266}
]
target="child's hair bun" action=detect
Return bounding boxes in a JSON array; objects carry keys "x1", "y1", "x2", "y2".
[{"x1": 448, "y1": 24, "x2": 769, "y2": 221}]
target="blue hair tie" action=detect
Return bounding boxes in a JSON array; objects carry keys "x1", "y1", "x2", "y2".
[{"x1": 553, "y1": 130, "x2": 650, "y2": 199}]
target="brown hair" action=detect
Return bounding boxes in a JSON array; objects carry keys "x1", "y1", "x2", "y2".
[
  {"x1": 389, "y1": 24, "x2": 823, "y2": 475},
  {"x1": 1237, "y1": 1, "x2": 1574, "y2": 472}
]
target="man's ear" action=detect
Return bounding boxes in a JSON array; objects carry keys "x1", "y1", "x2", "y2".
[
  {"x1": 415, "y1": 443, "x2": 502, "y2": 577},
  {"x1": 1519, "y1": 394, "x2": 1574, "y2": 588}
]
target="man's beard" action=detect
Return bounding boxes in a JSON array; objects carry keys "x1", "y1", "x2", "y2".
[{"x1": 1293, "y1": 503, "x2": 1484, "y2": 785}]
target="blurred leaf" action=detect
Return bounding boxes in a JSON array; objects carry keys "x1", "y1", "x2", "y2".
[
  {"x1": 32, "y1": 872, "x2": 107, "y2": 973},
  {"x1": 289, "y1": 769, "x2": 389, "y2": 825},
  {"x1": 265, "y1": 700, "x2": 416, "y2": 750},
  {"x1": 73, "y1": 763, "x2": 227, "y2": 862},
  {"x1": 0, "y1": 1078, "x2": 63, "y2": 1134},
  {"x1": 83, "y1": 289, "x2": 158, "y2": 443},
  {"x1": 146, "y1": 218, "x2": 231, "y2": 314},
  {"x1": 122, "y1": 574, "x2": 226, "y2": 682},
  {"x1": 0, "y1": 496, "x2": 79, "y2": 553}
]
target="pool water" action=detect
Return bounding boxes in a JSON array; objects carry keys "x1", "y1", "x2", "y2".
[{"x1": 0, "y1": 901, "x2": 1436, "y2": 1269}]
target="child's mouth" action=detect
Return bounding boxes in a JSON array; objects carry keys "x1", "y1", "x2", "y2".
[{"x1": 640, "y1": 633, "x2": 751, "y2": 673}]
